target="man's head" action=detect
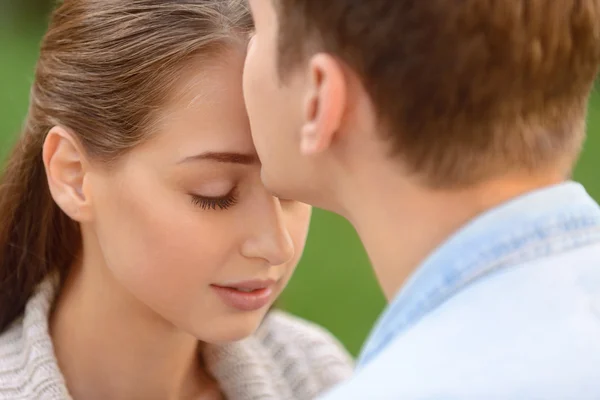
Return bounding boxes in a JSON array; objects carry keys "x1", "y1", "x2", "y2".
[{"x1": 244, "y1": 0, "x2": 600, "y2": 209}]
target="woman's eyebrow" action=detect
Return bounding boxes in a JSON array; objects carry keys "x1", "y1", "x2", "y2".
[{"x1": 178, "y1": 151, "x2": 258, "y2": 165}]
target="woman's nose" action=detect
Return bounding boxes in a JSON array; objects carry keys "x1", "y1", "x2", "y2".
[{"x1": 240, "y1": 196, "x2": 295, "y2": 266}]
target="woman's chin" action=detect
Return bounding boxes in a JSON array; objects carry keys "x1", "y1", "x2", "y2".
[{"x1": 187, "y1": 310, "x2": 268, "y2": 345}]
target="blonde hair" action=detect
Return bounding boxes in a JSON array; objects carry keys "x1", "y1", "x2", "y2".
[{"x1": 276, "y1": 0, "x2": 600, "y2": 187}]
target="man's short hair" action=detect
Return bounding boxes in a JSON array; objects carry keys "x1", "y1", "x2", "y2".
[{"x1": 274, "y1": 0, "x2": 600, "y2": 187}]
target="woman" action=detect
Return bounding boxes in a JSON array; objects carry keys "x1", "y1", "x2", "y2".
[{"x1": 0, "y1": 1, "x2": 353, "y2": 399}]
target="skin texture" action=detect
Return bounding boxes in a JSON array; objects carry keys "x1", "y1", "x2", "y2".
[
  {"x1": 243, "y1": 0, "x2": 564, "y2": 300},
  {"x1": 45, "y1": 46, "x2": 312, "y2": 400}
]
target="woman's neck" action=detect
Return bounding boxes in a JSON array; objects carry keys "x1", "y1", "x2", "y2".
[{"x1": 49, "y1": 246, "x2": 220, "y2": 400}]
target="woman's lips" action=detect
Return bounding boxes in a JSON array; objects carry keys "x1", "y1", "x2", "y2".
[{"x1": 210, "y1": 279, "x2": 276, "y2": 311}]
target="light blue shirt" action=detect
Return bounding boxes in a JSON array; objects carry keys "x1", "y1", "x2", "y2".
[{"x1": 320, "y1": 182, "x2": 600, "y2": 399}]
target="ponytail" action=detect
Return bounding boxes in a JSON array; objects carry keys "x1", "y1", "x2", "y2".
[{"x1": 0, "y1": 128, "x2": 80, "y2": 332}]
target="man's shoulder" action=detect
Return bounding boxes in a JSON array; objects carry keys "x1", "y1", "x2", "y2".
[{"x1": 321, "y1": 245, "x2": 600, "y2": 399}]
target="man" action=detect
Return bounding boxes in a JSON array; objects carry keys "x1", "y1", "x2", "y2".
[{"x1": 243, "y1": 0, "x2": 600, "y2": 397}]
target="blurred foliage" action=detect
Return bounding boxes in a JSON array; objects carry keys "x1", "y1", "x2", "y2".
[{"x1": 1, "y1": 0, "x2": 53, "y2": 28}]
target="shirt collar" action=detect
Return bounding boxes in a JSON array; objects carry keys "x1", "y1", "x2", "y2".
[{"x1": 358, "y1": 181, "x2": 600, "y2": 366}]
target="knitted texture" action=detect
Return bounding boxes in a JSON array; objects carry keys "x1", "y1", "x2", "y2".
[{"x1": 0, "y1": 280, "x2": 354, "y2": 399}]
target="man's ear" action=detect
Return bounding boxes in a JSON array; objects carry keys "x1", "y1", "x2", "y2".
[
  {"x1": 300, "y1": 53, "x2": 347, "y2": 155},
  {"x1": 42, "y1": 126, "x2": 92, "y2": 222}
]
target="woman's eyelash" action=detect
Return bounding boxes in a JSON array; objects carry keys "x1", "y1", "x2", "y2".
[{"x1": 190, "y1": 189, "x2": 238, "y2": 211}]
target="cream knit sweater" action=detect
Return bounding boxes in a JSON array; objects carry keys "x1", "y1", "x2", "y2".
[{"x1": 0, "y1": 280, "x2": 354, "y2": 399}]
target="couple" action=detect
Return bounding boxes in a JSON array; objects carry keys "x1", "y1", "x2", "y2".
[{"x1": 1, "y1": 0, "x2": 600, "y2": 399}]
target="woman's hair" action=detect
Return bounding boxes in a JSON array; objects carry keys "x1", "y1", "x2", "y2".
[{"x1": 0, "y1": 0, "x2": 252, "y2": 333}]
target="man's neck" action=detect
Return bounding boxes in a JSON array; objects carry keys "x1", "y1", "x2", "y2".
[{"x1": 338, "y1": 165, "x2": 565, "y2": 300}]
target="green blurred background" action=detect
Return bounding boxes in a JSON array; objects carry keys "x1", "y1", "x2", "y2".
[{"x1": 1, "y1": 2, "x2": 598, "y2": 358}]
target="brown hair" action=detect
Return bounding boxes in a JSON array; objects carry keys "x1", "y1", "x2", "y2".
[
  {"x1": 274, "y1": 0, "x2": 600, "y2": 186},
  {"x1": 0, "y1": 0, "x2": 252, "y2": 333}
]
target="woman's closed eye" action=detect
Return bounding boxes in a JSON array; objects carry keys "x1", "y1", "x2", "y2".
[{"x1": 190, "y1": 187, "x2": 239, "y2": 211}]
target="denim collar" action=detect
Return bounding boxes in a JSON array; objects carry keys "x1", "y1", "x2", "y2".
[{"x1": 358, "y1": 181, "x2": 600, "y2": 366}]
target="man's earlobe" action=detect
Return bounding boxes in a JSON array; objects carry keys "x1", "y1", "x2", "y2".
[
  {"x1": 42, "y1": 126, "x2": 92, "y2": 222},
  {"x1": 300, "y1": 53, "x2": 347, "y2": 156}
]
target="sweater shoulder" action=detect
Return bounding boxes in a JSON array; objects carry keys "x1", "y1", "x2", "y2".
[
  {"x1": 0, "y1": 280, "x2": 70, "y2": 400},
  {"x1": 256, "y1": 310, "x2": 354, "y2": 396}
]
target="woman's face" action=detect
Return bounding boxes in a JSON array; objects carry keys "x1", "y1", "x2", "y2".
[{"x1": 85, "y1": 47, "x2": 312, "y2": 343}]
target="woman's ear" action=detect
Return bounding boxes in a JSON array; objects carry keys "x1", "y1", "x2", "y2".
[
  {"x1": 42, "y1": 126, "x2": 92, "y2": 222},
  {"x1": 300, "y1": 53, "x2": 347, "y2": 156}
]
